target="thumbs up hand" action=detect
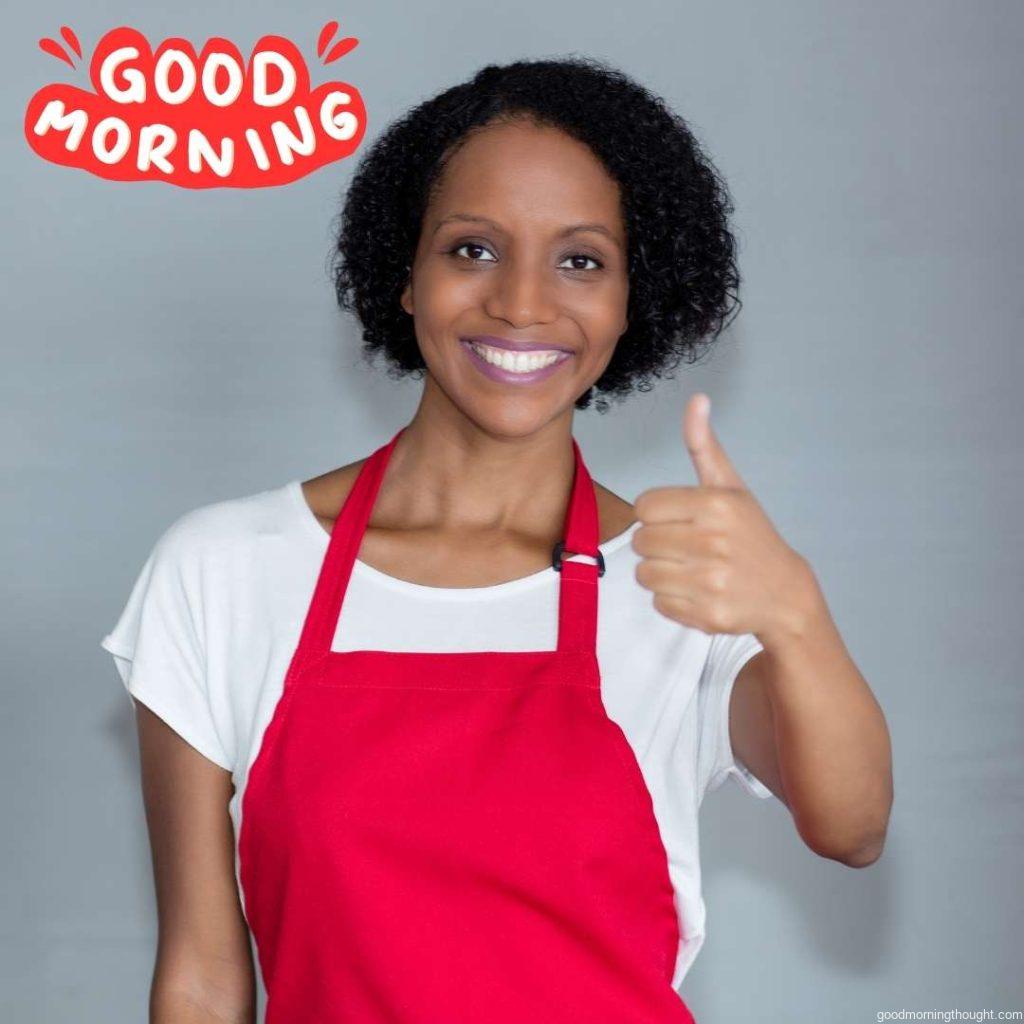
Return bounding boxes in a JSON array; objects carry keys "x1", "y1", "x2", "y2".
[{"x1": 632, "y1": 393, "x2": 821, "y2": 646}]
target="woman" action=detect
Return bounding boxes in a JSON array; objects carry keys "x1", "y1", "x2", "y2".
[{"x1": 102, "y1": 57, "x2": 892, "y2": 1022}]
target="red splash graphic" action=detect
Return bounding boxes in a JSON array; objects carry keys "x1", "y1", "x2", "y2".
[
  {"x1": 38, "y1": 25, "x2": 82, "y2": 68},
  {"x1": 24, "y1": 24, "x2": 368, "y2": 189}
]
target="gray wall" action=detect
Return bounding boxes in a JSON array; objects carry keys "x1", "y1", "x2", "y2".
[{"x1": 3, "y1": 1, "x2": 1021, "y2": 1020}]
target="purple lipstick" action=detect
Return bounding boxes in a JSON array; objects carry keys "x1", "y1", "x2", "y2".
[{"x1": 459, "y1": 335, "x2": 573, "y2": 386}]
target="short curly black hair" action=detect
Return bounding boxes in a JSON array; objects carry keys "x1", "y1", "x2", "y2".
[{"x1": 329, "y1": 55, "x2": 742, "y2": 413}]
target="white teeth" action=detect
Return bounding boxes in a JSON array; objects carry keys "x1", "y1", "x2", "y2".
[{"x1": 469, "y1": 343, "x2": 566, "y2": 373}]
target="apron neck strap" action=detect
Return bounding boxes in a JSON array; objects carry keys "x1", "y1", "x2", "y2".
[{"x1": 296, "y1": 425, "x2": 601, "y2": 660}]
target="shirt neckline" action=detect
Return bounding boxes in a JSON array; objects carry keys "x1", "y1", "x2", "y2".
[{"x1": 285, "y1": 478, "x2": 640, "y2": 600}]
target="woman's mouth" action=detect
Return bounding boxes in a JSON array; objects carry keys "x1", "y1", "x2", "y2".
[{"x1": 459, "y1": 338, "x2": 573, "y2": 385}]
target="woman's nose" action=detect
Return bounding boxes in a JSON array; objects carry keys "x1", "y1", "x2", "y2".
[{"x1": 483, "y1": 260, "x2": 559, "y2": 328}]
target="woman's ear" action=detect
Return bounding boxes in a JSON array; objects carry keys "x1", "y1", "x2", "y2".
[{"x1": 400, "y1": 276, "x2": 413, "y2": 316}]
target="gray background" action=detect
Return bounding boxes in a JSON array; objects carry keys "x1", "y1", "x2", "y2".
[{"x1": 3, "y1": 1, "x2": 1021, "y2": 1021}]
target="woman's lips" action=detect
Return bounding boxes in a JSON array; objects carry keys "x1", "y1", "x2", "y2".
[{"x1": 460, "y1": 338, "x2": 572, "y2": 385}]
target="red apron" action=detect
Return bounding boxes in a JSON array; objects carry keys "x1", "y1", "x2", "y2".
[{"x1": 238, "y1": 426, "x2": 696, "y2": 1022}]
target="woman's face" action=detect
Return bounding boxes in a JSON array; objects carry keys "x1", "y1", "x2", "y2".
[{"x1": 400, "y1": 117, "x2": 629, "y2": 438}]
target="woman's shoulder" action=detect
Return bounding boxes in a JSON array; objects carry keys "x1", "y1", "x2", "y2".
[
  {"x1": 298, "y1": 459, "x2": 367, "y2": 536},
  {"x1": 148, "y1": 479, "x2": 300, "y2": 569}
]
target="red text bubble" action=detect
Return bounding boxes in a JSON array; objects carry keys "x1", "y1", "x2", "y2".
[{"x1": 24, "y1": 24, "x2": 368, "y2": 189}]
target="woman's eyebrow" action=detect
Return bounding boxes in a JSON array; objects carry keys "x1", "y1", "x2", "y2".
[{"x1": 433, "y1": 213, "x2": 622, "y2": 249}]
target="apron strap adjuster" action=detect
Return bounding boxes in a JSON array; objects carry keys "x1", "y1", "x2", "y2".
[{"x1": 551, "y1": 540, "x2": 605, "y2": 577}]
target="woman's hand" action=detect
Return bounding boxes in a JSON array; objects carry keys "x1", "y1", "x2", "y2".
[
  {"x1": 632, "y1": 392, "x2": 824, "y2": 647},
  {"x1": 633, "y1": 394, "x2": 893, "y2": 865}
]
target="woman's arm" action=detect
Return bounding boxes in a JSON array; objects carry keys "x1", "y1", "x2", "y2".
[
  {"x1": 730, "y1": 573, "x2": 893, "y2": 867},
  {"x1": 633, "y1": 393, "x2": 893, "y2": 865},
  {"x1": 134, "y1": 702, "x2": 256, "y2": 1023}
]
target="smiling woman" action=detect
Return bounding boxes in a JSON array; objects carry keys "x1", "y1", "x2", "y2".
[
  {"x1": 382, "y1": 116, "x2": 638, "y2": 436},
  {"x1": 332, "y1": 57, "x2": 742, "y2": 416},
  {"x1": 103, "y1": 54, "x2": 891, "y2": 1024}
]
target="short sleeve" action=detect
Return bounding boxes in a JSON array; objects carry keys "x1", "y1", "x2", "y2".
[
  {"x1": 698, "y1": 632, "x2": 774, "y2": 800},
  {"x1": 100, "y1": 516, "x2": 233, "y2": 771}
]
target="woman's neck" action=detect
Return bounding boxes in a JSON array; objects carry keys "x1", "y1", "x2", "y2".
[{"x1": 379, "y1": 408, "x2": 579, "y2": 540}]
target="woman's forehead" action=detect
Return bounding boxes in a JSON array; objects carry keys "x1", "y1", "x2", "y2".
[{"x1": 426, "y1": 123, "x2": 625, "y2": 238}]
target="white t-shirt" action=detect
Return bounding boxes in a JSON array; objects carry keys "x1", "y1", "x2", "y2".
[{"x1": 100, "y1": 478, "x2": 775, "y2": 988}]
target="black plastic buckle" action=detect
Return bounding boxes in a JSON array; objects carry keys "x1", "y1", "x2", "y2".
[{"x1": 551, "y1": 540, "x2": 605, "y2": 577}]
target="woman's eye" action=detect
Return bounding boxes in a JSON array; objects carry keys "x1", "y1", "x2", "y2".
[
  {"x1": 448, "y1": 243, "x2": 603, "y2": 272},
  {"x1": 451, "y1": 242, "x2": 497, "y2": 262},
  {"x1": 559, "y1": 253, "x2": 603, "y2": 272}
]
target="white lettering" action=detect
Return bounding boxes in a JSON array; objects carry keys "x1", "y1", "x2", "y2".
[
  {"x1": 202, "y1": 53, "x2": 244, "y2": 107},
  {"x1": 188, "y1": 128, "x2": 234, "y2": 177},
  {"x1": 32, "y1": 100, "x2": 88, "y2": 150},
  {"x1": 320, "y1": 91, "x2": 358, "y2": 141},
  {"x1": 270, "y1": 106, "x2": 315, "y2": 165},
  {"x1": 92, "y1": 116, "x2": 131, "y2": 164},
  {"x1": 153, "y1": 49, "x2": 196, "y2": 105},
  {"x1": 244, "y1": 127, "x2": 272, "y2": 171},
  {"x1": 137, "y1": 124, "x2": 177, "y2": 173},
  {"x1": 99, "y1": 47, "x2": 145, "y2": 104},
  {"x1": 253, "y1": 51, "x2": 296, "y2": 107}
]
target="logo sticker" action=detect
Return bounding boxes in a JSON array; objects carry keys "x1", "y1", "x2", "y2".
[{"x1": 24, "y1": 23, "x2": 367, "y2": 189}]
